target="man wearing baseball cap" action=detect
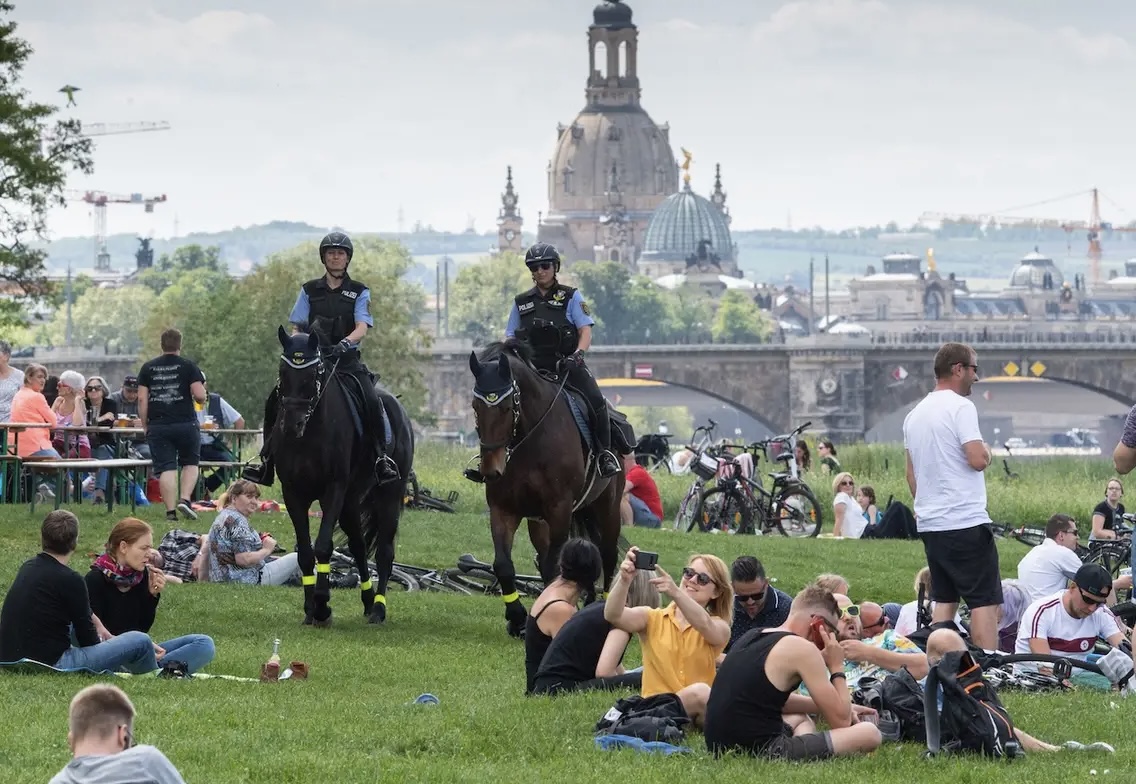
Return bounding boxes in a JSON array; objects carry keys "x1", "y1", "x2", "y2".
[
  {"x1": 109, "y1": 376, "x2": 149, "y2": 459},
  {"x1": 1016, "y1": 563, "x2": 1131, "y2": 688}
]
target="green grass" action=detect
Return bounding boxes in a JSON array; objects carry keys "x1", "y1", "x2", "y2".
[{"x1": 0, "y1": 443, "x2": 1129, "y2": 782}]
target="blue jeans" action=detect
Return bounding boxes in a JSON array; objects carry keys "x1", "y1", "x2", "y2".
[
  {"x1": 156, "y1": 634, "x2": 216, "y2": 674},
  {"x1": 91, "y1": 444, "x2": 115, "y2": 492},
  {"x1": 628, "y1": 494, "x2": 662, "y2": 528},
  {"x1": 55, "y1": 630, "x2": 157, "y2": 674}
]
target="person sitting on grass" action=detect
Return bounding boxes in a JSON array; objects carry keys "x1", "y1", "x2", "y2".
[
  {"x1": 195, "y1": 479, "x2": 301, "y2": 586},
  {"x1": 703, "y1": 583, "x2": 882, "y2": 761},
  {"x1": 524, "y1": 538, "x2": 603, "y2": 694},
  {"x1": 604, "y1": 548, "x2": 733, "y2": 727},
  {"x1": 0, "y1": 511, "x2": 158, "y2": 674},
  {"x1": 723, "y1": 555, "x2": 793, "y2": 655},
  {"x1": 49, "y1": 683, "x2": 186, "y2": 784},
  {"x1": 531, "y1": 569, "x2": 659, "y2": 696},
  {"x1": 84, "y1": 517, "x2": 215, "y2": 675}
]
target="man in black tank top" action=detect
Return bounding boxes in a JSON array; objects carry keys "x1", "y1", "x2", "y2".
[{"x1": 704, "y1": 584, "x2": 883, "y2": 761}]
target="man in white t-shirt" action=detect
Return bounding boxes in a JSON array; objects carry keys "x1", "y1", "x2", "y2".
[
  {"x1": 902, "y1": 342, "x2": 1001, "y2": 651},
  {"x1": 1017, "y1": 513, "x2": 1084, "y2": 601},
  {"x1": 1016, "y1": 563, "x2": 1126, "y2": 672}
]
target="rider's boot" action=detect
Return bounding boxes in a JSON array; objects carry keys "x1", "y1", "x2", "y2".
[
  {"x1": 368, "y1": 387, "x2": 400, "y2": 485},
  {"x1": 595, "y1": 408, "x2": 621, "y2": 478}
]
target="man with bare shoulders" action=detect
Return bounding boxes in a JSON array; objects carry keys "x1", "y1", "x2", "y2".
[
  {"x1": 903, "y1": 342, "x2": 1001, "y2": 651},
  {"x1": 703, "y1": 584, "x2": 882, "y2": 761}
]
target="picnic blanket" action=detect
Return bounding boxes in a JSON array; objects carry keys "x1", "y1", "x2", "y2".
[{"x1": 0, "y1": 658, "x2": 259, "y2": 682}]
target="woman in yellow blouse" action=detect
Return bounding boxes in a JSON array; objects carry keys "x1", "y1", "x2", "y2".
[{"x1": 605, "y1": 546, "x2": 733, "y2": 727}]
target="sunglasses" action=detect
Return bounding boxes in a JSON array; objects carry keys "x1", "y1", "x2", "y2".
[
  {"x1": 681, "y1": 567, "x2": 713, "y2": 587},
  {"x1": 957, "y1": 362, "x2": 980, "y2": 373},
  {"x1": 839, "y1": 479, "x2": 853, "y2": 486},
  {"x1": 735, "y1": 590, "x2": 765, "y2": 604},
  {"x1": 811, "y1": 614, "x2": 839, "y2": 634},
  {"x1": 841, "y1": 604, "x2": 861, "y2": 619},
  {"x1": 85, "y1": 386, "x2": 102, "y2": 392},
  {"x1": 529, "y1": 262, "x2": 554, "y2": 271},
  {"x1": 861, "y1": 614, "x2": 887, "y2": 631},
  {"x1": 1079, "y1": 589, "x2": 1108, "y2": 606},
  {"x1": 1064, "y1": 528, "x2": 1079, "y2": 536}
]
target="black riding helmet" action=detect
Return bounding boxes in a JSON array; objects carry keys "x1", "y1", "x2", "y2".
[
  {"x1": 524, "y1": 242, "x2": 561, "y2": 274},
  {"x1": 320, "y1": 231, "x2": 354, "y2": 266}
]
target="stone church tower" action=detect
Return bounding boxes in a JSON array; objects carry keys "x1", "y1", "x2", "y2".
[
  {"x1": 496, "y1": 166, "x2": 523, "y2": 254},
  {"x1": 536, "y1": 0, "x2": 678, "y2": 268}
]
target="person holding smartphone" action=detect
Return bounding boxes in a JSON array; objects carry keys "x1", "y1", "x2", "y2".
[
  {"x1": 703, "y1": 583, "x2": 882, "y2": 761},
  {"x1": 604, "y1": 547, "x2": 733, "y2": 727}
]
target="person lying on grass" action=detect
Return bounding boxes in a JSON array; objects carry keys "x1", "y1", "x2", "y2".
[
  {"x1": 85, "y1": 517, "x2": 216, "y2": 675},
  {"x1": 703, "y1": 583, "x2": 882, "y2": 761},
  {"x1": 605, "y1": 547, "x2": 732, "y2": 728}
]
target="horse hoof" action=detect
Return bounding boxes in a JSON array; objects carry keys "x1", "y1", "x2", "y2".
[
  {"x1": 302, "y1": 615, "x2": 314, "y2": 626},
  {"x1": 368, "y1": 608, "x2": 387, "y2": 625},
  {"x1": 312, "y1": 615, "x2": 333, "y2": 629},
  {"x1": 507, "y1": 620, "x2": 525, "y2": 639}
]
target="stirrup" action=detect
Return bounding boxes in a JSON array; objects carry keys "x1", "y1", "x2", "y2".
[
  {"x1": 242, "y1": 461, "x2": 274, "y2": 486},
  {"x1": 375, "y1": 454, "x2": 400, "y2": 484},
  {"x1": 463, "y1": 468, "x2": 486, "y2": 484},
  {"x1": 598, "y1": 450, "x2": 621, "y2": 477}
]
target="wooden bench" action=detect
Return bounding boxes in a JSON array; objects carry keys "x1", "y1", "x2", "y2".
[{"x1": 24, "y1": 458, "x2": 152, "y2": 514}]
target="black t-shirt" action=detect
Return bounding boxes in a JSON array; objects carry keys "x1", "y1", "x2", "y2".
[
  {"x1": 1092, "y1": 500, "x2": 1126, "y2": 537},
  {"x1": 85, "y1": 398, "x2": 119, "y2": 449},
  {"x1": 533, "y1": 601, "x2": 623, "y2": 688},
  {"x1": 704, "y1": 629, "x2": 796, "y2": 756},
  {"x1": 137, "y1": 354, "x2": 205, "y2": 425},
  {"x1": 725, "y1": 586, "x2": 794, "y2": 652},
  {"x1": 0, "y1": 554, "x2": 99, "y2": 665},
  {"x1": 84, "y1": 567, "x2": 160, "y2": 636}
]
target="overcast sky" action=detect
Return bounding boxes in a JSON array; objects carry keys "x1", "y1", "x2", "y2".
[{"x1": 19, "y1": 0, "x2": 1136, "y2": 240}]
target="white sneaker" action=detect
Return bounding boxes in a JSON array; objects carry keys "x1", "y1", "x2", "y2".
[
  {"x1": 1063, "y1": 740, "x2": 1115, "y2": 753},
  {"x1": 38, "y1": 482, "x2": 55, "y2": 499},
  {"x1": 176, "y1": 501, "x2": 198, "y2": 520}
]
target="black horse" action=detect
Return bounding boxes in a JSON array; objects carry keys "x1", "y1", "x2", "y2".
[
  {"x1": 468, "y1": 341, "x2": 624, "y2": 637},
  {"x1": 272, "y1": 326, "x2": 414, "y2": 627}
]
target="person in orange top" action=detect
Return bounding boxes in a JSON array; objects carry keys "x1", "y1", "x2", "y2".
[
  {"x1": 605, "y1": 547, "x2": 733, "y2": 727},
  {"x1": 9, "y1": 364, "x2": 62, "y2": 459}
]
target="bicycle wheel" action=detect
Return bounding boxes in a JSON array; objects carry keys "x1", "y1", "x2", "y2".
[
  {"x1": 772, "y1": 485, "x2": 822, "y2": 537},
  {"x1": 694, "y1": 487, "x2": 753, "y2": 534},
  {"x1": 645, "y1": 453, "x2": 672, "y2": 475},
  {"x1": 1084, "y1": 541, "x2": 1131, "y2": 577},
  {"x1": 674, "y1": 483, "x2": 703, "y2": 531},
  {"x1": 388, "y1": 566, "x2": 421, "y2": 592}
]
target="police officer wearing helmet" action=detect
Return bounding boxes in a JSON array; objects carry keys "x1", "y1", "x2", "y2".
[
  {"x1": 506, "y1": 242, "x2": 620, "y2": 478},
  {"x1": 242, "y1": 231, "x2": 400, "y2": 486}
]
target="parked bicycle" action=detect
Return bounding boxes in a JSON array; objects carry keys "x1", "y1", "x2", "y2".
[
  {"x1": 404, "y1": 470, "x2": 459, "y2": 514},
  {"x1": 634, "y1": 432, "x2": 674, "y2": 474},
  {"x1": 694, "y1": 422, "x2": 823, "y2": 537},
  {"x1": 672, "y1": 418, "x2": 725, "y2": 531},
  {"x1": 441, "y1": 553, "x2": 546, "y2": 597}
]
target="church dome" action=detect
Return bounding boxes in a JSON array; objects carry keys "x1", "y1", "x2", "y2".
[
  {"x1": 640, "y1": 184, "x2": 735, "y2": 265},
  {"x1": 593, "y1": 1, "x2": 634, "y2": 29},
  {"x1": 546, "y1": 109, "x2": 677, "y2": 219},
  {"x1": 1008, "y1": 249, "x2": 1063, "y2": 289}
]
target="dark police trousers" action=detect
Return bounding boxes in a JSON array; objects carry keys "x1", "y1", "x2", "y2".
[{"x1": 564, "y1": 362, "x2": 612, "y2": 453}]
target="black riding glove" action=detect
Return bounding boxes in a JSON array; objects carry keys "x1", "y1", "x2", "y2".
[
  {"x1": 330, "y1": 339, "x2": 353, "y2": 357},
  {"x1": 562, "y1": 351, "x2": 585, "y2": 369}
]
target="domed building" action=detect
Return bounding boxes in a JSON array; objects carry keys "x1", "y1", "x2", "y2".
[
  {"x1": 639, "y1": 163, "x2": 738, "y2": 277},
  {"x1": 1008, "y1": 248, "x2": 1064, "y2": 290},
  {"x1": 535, "y1": 0, "x2": 679, "y2": 267}
]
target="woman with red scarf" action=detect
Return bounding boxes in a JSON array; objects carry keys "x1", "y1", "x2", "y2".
[{"x1": 84, "y1": 518, "x2": 215, "y2": 675}]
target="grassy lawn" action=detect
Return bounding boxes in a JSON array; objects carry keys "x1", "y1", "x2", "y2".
[{"x1": 0, "y1": 443, "x2": 1129, "y2": 782}]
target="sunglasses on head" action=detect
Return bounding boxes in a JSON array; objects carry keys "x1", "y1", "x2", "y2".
[
  {"x1": 529, "y1": 262, "x2": 554, "y2": 271},
  {"x1": 736, "y1": 590, "x2": 765, "y2": 604},
  {"x1": 681, "y1": 567, "x2": 713, "y2": 586}
]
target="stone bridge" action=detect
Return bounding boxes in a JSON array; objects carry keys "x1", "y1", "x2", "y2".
[{"x1": 425, "y1": 336, "x2": 1136, "y2": 442}]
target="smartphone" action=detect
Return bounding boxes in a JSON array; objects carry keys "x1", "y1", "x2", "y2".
[
  {"x1": 808, "y1": 617, "x2": 829, "y2": 651},
  {"x1": 634, "y1": 550, "x2": 659, "y2": 571}
]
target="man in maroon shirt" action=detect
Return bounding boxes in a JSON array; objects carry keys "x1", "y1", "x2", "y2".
[{"x1": 620, "y1": 452, "x2": 663, "y2": 528}]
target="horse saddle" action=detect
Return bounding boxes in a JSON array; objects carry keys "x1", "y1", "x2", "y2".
[
  {"x1": 336, "y1": 372, "x2": 393, "y2": 448},
  {"x1": 558, "y1": 383, "x2": 634, "y2": 456}
]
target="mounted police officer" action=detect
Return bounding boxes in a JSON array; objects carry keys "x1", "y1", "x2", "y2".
[
  {"x1": 242, "y1": 231, "x2": 400, "y2": 486},
  {"x1": 506, "y1": 242, "x2": 620, "y2": 478}
]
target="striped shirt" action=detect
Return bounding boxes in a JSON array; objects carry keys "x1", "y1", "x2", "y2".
[{"x1": 1014, "y1": 592, "x2": 1124, "y2": 660}]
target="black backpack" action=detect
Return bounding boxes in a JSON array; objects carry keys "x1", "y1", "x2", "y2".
[
  {"x1": 594, "y1": 693, "x2": 690, "y2": 745},
  {"x1": 852, "y1": 667, "x2": 927, "y2": 742},
  {"x1": 862, "y1": 498, "x2": 918, "y2": 540},
  {"x1": 924, "y1": 650, "x2": 1024, "y2": 760}
]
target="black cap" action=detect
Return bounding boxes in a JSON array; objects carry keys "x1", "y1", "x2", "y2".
[
  {"x1": 1073, "y1": 563, "x2": 1112, "y2": 601},
  {"x1": 123, "y1": 375, "x2": 139, "y2": 389}
]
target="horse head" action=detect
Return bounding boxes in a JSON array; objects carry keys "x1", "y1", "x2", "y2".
[
  {"x1": 277, "y1": 325, "x2": 327, "y2": 438},
  {"x1": 468, "y1": 348, "x2": 519, "y2": 480}
]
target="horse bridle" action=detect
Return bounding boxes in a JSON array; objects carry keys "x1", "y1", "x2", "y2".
[
  {"x1": 279, "y1": 349, "x2": 341, "y2": 438},
  {"x1": 473, "y1": 370, "x2": 569, "y2": 465}
]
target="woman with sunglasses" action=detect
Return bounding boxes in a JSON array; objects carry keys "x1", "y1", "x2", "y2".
[
  {"x1": 51, "y1": 370, "x2": 90, "y2": 459},
  {"x1": 83, "y1": 376, "x2": 119, "y2": 505},
  {"x1": 605, "y1": 547, "x2": 733, "y2": 727},
  {"x1": 831, "y1": 472, "x2": 867, "y2": 539}
]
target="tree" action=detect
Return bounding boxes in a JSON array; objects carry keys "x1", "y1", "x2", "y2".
[
  {"x1": 0, "y1": 4, "x2": 94, "y2": 330},
  {"x1": 447, "y1": 253, "x2": 532, "y2": 344},
  {"x1": 711, "y1": 290, "x2": 774, "y2": 344},
  {"x1": 46, "y1": 284, "x2": 156, "y2": 353},
  {"x1": 568, "y1": 261, "x2": 631, "y2": 339},
  {"x1": 135, "y1": 244, "x2": 225, "y2": 294},
  {"x1": 140, "y1": 237, "x2": 431, "y2": 426},
  {"x1": 668, "y1": 285, "x2": 714, "y2": 344}
]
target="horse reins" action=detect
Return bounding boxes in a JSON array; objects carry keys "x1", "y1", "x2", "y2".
[
  {"x1": 280, "y1": 352, "x2": 342, "y2": 438},
  {"x1": 475, "y1": 365, "x2": 570, "y2": 465}
]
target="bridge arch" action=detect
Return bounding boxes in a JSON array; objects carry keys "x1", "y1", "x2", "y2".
[{"x1": 603, "y1": 376, "x2": 784, "y2": 437}]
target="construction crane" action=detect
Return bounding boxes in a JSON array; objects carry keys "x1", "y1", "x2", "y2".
[
  {"x1": 43, "y1": 121, "x2": 171, "y2": 144},
  {"x1": 919, "y1": 188, "x2": 1136, "y2": 288},
  {"x1": 63, "y1": 190, "x2": 168, "y2": 271}
]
